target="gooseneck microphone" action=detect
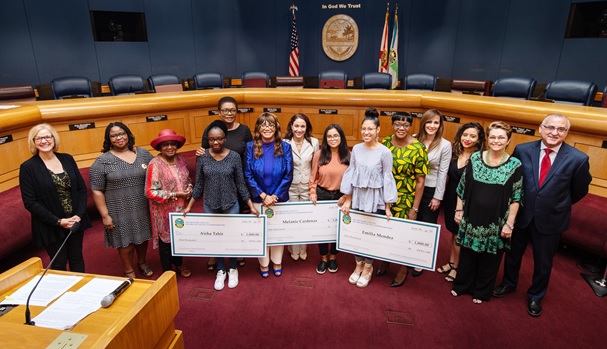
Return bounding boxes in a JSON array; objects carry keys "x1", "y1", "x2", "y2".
[
  {"x1": 24, "y1": 221, "x2": 81, "y2": 325},
  {"x1": 100, "y1": 278, "x2": 133, "y2": 308}
]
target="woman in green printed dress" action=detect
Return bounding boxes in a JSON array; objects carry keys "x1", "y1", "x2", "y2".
[{"x1": 378, "y1": 112, "x2": 429, "y2": 287}]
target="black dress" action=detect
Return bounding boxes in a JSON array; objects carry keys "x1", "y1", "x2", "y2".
[{"x1": 443, "y1": 158, "x2": 465, "y2": 234}]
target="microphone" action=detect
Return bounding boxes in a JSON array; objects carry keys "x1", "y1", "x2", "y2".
[
  {"x1": 24, "y1": 221, "x2": 81, "y2": 325},
  {"x1": 100, "y1": 278, "x2": 133, "y2": 308}
]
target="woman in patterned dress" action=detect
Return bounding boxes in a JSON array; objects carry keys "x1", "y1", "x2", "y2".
[
  {"x1": 378, "y1": 113, "x2": 429, "y2": 287},
  {"x1": 145, "y1": 129, "x2": 193, "y2": 278},
  {"x1": 451, "y1": 121, "x2": 523, "y2": 303},
  {"x1": 90, "y1": 122, "x2": 154, "y2": 279}
]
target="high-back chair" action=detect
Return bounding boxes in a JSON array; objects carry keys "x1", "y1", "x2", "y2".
[
  {"x1": 492, "y1": 77, "x2": 537, "y2": 100},
  {"x1": 108, "y1": 74, "x2": 146, "y2": 95},
  {"x1": 403, "y1": 73, "x2": 436, "y2": 91},
  {"x1": 544, "y1": 80, "x2": 598, "y2": 106},
  {"x1": 51, "y1": 76, "x2": 93, "y2": 99},
  {"x1": 241, "y1": 71, "x2": 269, "y2": 88},
  {"x1": 193, "y1": 72, "x2": 224, "y2": 89},
  {"x1": 362, "y1": 72, "x2": 392, "y2": 90},
  {"x1": 147, "y1": 74, "x2": 182, "y2": 93},
  {"x1": 318, "y1": 70, "x2": 347, "y2": 89}
]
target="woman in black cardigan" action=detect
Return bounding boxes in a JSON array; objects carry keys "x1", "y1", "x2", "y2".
[{"x1": 19, "y1": 123, "x2": 91, "y2": 271}]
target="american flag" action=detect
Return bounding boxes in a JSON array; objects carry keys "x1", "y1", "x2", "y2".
[{"x1": 289, "y1": 14, "x2": 300, "y2": 76}]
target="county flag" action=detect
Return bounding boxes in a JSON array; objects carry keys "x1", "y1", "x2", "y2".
[
  {"x1": 378, "y1": 5, "x2": 389, "y2": 73},
  {"x1": 289, "y1": 13, "x2": 300, "y2": 76},
  {"x1": 388, "y1": 6, "x2": 399, "y2": 89}
]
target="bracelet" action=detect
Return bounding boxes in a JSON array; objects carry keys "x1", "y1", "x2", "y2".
[
  {"x1": 455, "y1": 209, "x2": 463, "y2": 212},
  {"x1": 57, "y1": 219, "x2": 62, "y2": 226},
  {"x1": 505, "y1": 222, "x2": 514, "y2": 230},
  {"x1": 411, "y1": 207, "x2": 419, "y2": 213}
]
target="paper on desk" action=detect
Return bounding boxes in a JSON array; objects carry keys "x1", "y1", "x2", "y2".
[
  {"x1": 0, "y1": 274, "x2": 83, "y2": 306},
  {"x1": 32, "y1": 278, "x2": 126, "y2": 330}
]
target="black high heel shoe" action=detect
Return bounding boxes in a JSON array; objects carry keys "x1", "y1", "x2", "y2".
[
  {"x1": 376, "y1": 261, "x2": 389, "y2": 276},
  {"x1": 390, "y1": 267, "x2": 408, "y2": 287}
]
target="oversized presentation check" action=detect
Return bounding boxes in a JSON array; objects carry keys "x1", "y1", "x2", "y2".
[
  {"x1": 169, "y1": 212, "x2": 266, "y2": 257},
  {"x1": 261, "y1": 201, "x2": 339, "y2": 246},
  {"x1": 337, "y1": 209, "x2": 440, "y2": 270}
]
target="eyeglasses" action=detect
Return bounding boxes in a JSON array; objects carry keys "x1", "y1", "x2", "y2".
[
  {"x1": 360, "y1": 127, "x2": 377, "y2": 133},
  {"x1": 220, "y1": 108, "x2": 237, "y2": 114},
  {"x1": 488, "y1": 136, "x2": 508, "y2": 142},
  {"x1": 34, "y1": 135, "x2": 54, "y2": 143},
  {"x1": 393, "y1": 123, "x2": 411, "y2": 129},
  {"x1": 542, "y1": 124, "x2": 568, "y2": 134},
  {"x1": 208, "y1": 137, "x2": 225, "y2": 143},
  {"x1": 259, "y1": 124, "x2": 276, "y2": 130},
  {"x1": 161, "y1": 141, "x2": 179, "y2": 148},
  {"x1": 109, "y1": 132, "x2": 127, "y2": 139},
  {"x1": 326, "y1": 135, "x2": 341, "y2": 140}
]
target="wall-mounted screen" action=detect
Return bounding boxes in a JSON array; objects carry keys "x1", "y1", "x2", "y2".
[
  {"x1": 566, "y1": 1, "x2": 607, "y2": 38},
  {"x1": 90, "y1": 11, "x2": 148, "y2": 42}
]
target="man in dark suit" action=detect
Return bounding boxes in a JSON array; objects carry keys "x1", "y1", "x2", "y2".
[{"x1": 492, "y1": 113, "x2": 592, "y2": 317}]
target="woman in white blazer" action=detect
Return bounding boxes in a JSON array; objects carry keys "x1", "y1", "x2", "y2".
[{"x1": 285, "y1": 113, "x2": 319, "y2": 260}]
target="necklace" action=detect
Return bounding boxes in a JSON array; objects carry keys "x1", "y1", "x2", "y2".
[
  {"x1": 160, "y1": 156, "x2": 177, "y2": 166},
  {"x1": 484, "y1": 150, "x2": 507, "y2": 166}
]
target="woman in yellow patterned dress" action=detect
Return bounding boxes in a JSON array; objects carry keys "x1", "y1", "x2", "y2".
[{"x1": 379, "y1": 112, "x2": 429, "y2": 287}]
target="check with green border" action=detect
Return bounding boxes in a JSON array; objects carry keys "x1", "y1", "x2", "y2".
[
  {"x1": 337, "y1": 209, "x2": 440, "y2": 270},
  {"x1": 169, "y1": 212, "x2": 266, "y2": 257},
  {"x1": 261, "y1": 201, "x2": 339, "y2": 246}
]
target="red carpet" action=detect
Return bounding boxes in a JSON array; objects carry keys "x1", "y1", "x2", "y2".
[{"x1": 3, "y1": 213, "x2": 605, "y2": 349}]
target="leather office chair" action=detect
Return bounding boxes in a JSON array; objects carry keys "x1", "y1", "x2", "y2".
[
  {"x1": 0, "y1": 85, "x2": 36, "y2": 103},
  {"x1": 362, "y1": 72, "x2": 392, "y2": 90},
  {"x1": 318, "y1": 70, "x2": 347, "y2": 89},
  {"x1": 193, "y1": 72, "x2": 224, "y2": 89},
  {"x1": 108, "y1": 74, "x2": 146, "y2": 95},
  {"x1": 492, "y1": 77, "x2": 537, "y2": 100},
  {"x1": 241, "y1": 71, "x2": 269, "y2": 88},
  {"x1": 601, "y1": 85, "x2": 607, "y2": 108},
  {"x1": 544, "y1": 80, "x2": 598, "y2": 106},
  {"x1": 51, "y1": 76, "x2": 93, "y2": 99},
  {"x1": 404, "y1": 73, "x2": 436, "y2": 91},
  {"x1": 147, "y1": 74, "x2": 182, "y2": 92}
]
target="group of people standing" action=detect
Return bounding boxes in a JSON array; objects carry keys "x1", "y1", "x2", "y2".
[{"x1": 20, "y1": 94, "x2": 591, "y2": 316}]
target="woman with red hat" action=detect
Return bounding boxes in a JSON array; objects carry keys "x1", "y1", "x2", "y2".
[{"x1": 145, "y1": 129, "x2": 193, "y2": 277}]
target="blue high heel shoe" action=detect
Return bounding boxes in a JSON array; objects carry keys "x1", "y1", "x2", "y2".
[
  {"x1": 259, "y1": 267, "x2": 270, "y2": 278},
  {"x1": 273, "y1": 264, "x2": 282, "y2": 277}
]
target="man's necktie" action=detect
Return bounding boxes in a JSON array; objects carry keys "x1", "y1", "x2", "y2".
[{"x1": 539, "y1": 148, "x2": 552, "y2": 187}]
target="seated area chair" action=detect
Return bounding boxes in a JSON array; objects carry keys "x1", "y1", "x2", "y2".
[
  {"x1": 544, "y1": 80, "x2": 598, "y2": 106},
  {"x1": 492, "y1": 77, "x2": 537, "y2": 100},
  {"x1": 602, "y1": 85, "x2": 607, "y2": 108},
  {"x1": 318, "y1": 70, "x2": 347, "y2": 89},
  {"x1": 147, "y1": 74, "x2": 183, "y2": 93},
  {"x1": 362, "y1": 72, "x2": 392, "y2": 90},
  {"x1": 108, "y1": 74, "x2": 146, "y2": 95},
  {"x1": 241, "y1": 71, "x2": 269, "y2": 88},
  {"x1": 51, "y1": 76, "x2": 93, "y2": 99},
  {"x1": 274, "y1": 76, "x2": 305, "y2": 89},
  {"x1": 403, "y1": 73, "x2": 436, "y2": 91},
  {"x1": 193, "y1": 72, "x2": 224, "y2": 89}
]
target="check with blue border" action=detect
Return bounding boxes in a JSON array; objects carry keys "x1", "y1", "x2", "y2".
[
  {"x1": 337, "y1": 209, "x2": 440, "y2": 270},
  {"x1": 261, "y1": 201, "x2": 339, "y2": 246},
  {"x1": 169, "y1": 212, "x2": 266, "y2": 257}
]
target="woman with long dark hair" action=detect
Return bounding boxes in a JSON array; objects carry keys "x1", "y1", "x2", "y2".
[{"x1": 309, "y1": 124, "x2": 350, "y2": 274}]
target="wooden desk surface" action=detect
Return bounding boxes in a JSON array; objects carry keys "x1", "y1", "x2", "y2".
[{"x1": 0, "y1": 258, "x2": 181, "y2": 349}]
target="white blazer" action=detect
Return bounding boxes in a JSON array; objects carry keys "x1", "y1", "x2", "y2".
[{"x1": 288, "y1": 137, "x2": 319, "y2": 185}]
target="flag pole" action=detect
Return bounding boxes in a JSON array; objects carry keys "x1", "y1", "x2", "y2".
[{"x1": 290, "y1": 4, "x2": 298, "y2": 20}]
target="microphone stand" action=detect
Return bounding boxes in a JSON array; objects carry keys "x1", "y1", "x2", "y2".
[{"x1": 24, "y1": 222, "x2": 80, "y2": 325}]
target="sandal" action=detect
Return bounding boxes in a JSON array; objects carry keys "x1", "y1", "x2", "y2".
[
  {"x1": 273, "y1": 264, "x2": 282, "y2": 277},
  {"x1": 124, "y1": 270, "x2": 136, "y2": 279},
  {"x1": 473, "y1": 298, "x2": 483, "y2": 304},
  {"x1": 437, "y1": 262, "x2": 454, "y2": 274},
  {"x1": 177, "y1": 265, "x2": 192, "y2": 278},
  {"x1": 237, "y1": 258, "x2": 246, "y2": 267},
  {"x1": 445, "y1": 267, "x2": 458, "y2": 282},
  {"x1": 137, "y1": 262, "x2": 154, "y2": 278},
  {"x1": 260, "y1": 266, "x2": 270, "y2": 278}
]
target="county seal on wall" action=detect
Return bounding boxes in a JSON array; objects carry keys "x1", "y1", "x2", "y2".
[{"x1": 322, "y1": 14, "x2": 359, "y2": 61}]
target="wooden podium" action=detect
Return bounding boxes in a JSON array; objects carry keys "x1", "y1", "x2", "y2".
[{"x1": 0, "y1": 258, "x2": 183, "y2": 348}]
